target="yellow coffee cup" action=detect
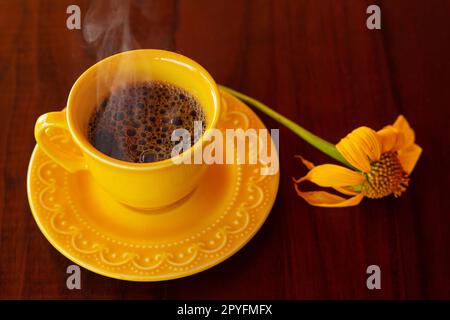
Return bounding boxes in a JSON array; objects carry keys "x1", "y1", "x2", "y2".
[{"x1": 35, "y1": 49, "x2": 221, "y2": 209}]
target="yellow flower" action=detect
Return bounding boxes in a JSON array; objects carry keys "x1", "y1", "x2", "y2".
[
  {"x1": 293, "y1": 115, "x2": 422, "y2": 207},
  {"x1": 220, "y1": 86, "x2": 422, "y2": 208}
]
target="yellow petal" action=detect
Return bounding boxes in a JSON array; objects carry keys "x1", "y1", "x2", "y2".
[
  {"x1": 294, "y1": 155, "x2": 315, "y2": 170},
  {"x1": 299, "y1": 164, "x2": 365, "y2": 187},
  {"x1": 336, "y1": 126, "x2": 381, "y2": 172},
  {"x1": 393, "y1": 115, "x2": 415, "y2": 150},
  {"x1": 294, "y1": 186, "x2": 364, "y2": 207},
  {"x1": 398, "y1": 143, "x2": 422, "y2": 174},
  {"x1": 377, "y1": 126, "x2": 398, "y2": 153},
  {"x1": 334, "y1": 186, "x2": 360, "y2": 196},
  {"x1": 294, "y1": 157, "x2": 359, "y2": 196},
  {"x1": 292, "y1": 164, "x2": 365, "y2": 207}
]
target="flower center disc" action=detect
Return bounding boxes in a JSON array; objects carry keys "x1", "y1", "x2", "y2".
[{"x1": 362, "y1": 152, "x2": 409, "y2": 199}]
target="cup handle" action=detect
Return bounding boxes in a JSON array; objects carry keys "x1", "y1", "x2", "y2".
[{"x1": 35, "y1": 110, "x2": 87, "y2": 173}]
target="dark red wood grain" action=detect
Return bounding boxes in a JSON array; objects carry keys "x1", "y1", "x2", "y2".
[{"x1": 0, "y1": 0, "x2": 449, "y2": 299}]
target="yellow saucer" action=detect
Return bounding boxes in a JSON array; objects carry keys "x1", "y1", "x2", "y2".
[{"x1": 27, "y1": 90, "x2": 279, "y2": 281}]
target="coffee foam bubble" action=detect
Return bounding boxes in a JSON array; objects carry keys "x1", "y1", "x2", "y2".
[{"x1": 88, "y1": 81, "x2": 205, "y2": 163}]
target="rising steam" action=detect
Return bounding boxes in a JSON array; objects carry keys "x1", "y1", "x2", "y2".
[{"x1": 82, "y1": 0, "x2": 139, "y2": 60}]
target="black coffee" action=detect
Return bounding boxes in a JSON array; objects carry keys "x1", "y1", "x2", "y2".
[{"x1": 87, "y1": 81, "x2": 205, "y2": 163}]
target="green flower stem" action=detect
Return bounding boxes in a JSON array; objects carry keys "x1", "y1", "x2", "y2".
[{"x1": 219, "y1": 85, "x2": 353, "y2": 168}]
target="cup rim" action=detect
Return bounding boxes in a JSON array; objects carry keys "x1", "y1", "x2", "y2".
[{"x1": 66, "y1": 49, "x2": 221, "y2": 170}]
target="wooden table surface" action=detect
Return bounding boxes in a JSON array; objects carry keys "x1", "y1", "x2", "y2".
[{"x1": 1, "y1": 0, "x2": 449, "y2": 299}]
